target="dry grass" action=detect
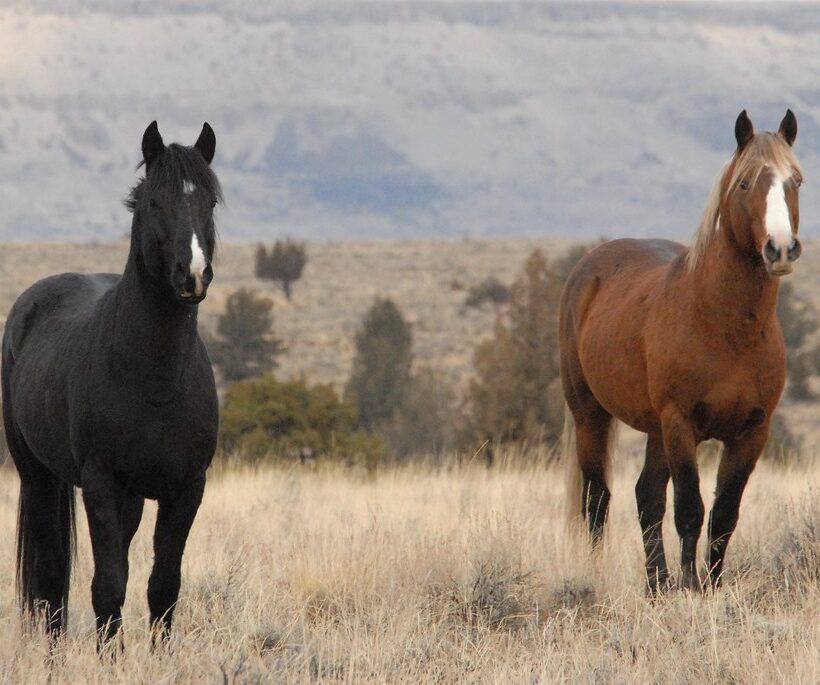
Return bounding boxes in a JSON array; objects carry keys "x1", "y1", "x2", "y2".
[{"x1": 0, "y1": 453, "x2": 816, "y2": 683}]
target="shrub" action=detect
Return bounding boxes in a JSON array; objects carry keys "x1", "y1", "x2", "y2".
[
  {"x1": 379, "y1": 367, "x2": 458, "y2": 458},
  {"x1": 465, "y1": 243, "x2": 599, "y2": 450},
  {"x1": 777, "y1": 281, "x2": 820, "y2": 400},
  {"x1": 763, "y1": 411, "x2": 801, "y2": 462},
  {"x1": 255, "y1": 239, "x2": 308, "y2": 299},
  {"x1": 209, "y1": 288, "x2": 283, "y2": 383},
  {"x1": 465, "y1": 277, "x2": 509, "y2": 308},
  {"x1": 219, "y1": 375, "x2": 389, "y2": 468},
  {"x1": 345, "y1": 298, "x2": 412, "y2": 429},
  {"x1": 467, "y1": 250, "x2": 564, "y2": 446}
]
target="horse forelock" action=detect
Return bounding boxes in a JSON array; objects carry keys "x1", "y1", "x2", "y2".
[
  {"x1": 124, "y1": 143, "x2": 223, "y2": 216},
  {"x1": 686, "y1": 132, "x2": 801, "y2": 272}
]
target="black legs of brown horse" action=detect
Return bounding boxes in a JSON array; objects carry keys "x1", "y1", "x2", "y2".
[
  {"x1": 635, "y1": 432, "x2": 670, "y2": 592},
  {"x1": 571, "y1": 400, "x2": 613, "y2": 544},
  {"x1": 633, "y1": 415, "x2": 764, "y2": 592},
  {"x1": 707, "y1": 429, "x2": 764, "y2": 585}
]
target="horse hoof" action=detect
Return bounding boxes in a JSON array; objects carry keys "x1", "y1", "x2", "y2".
[{"x1": 679, "y1": 569, "x2": 704, "y2": 593}]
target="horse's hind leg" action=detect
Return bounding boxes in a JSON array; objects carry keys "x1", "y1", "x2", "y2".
[
  {"x1": 706, "y1": 426, "x2": 766, "y2": 587},
  {"x1": 635, "y1": 432, "x2": 670, "y2": 593},
  {"x1": 148, "y1": 473, "x2": 206, "y2": 642},
  {"x1": 14, "y1": 460, "x2": 74, "y2": 636},
  {"x1": 574, "y1": 404, "x2": 614, "y2": 544}
]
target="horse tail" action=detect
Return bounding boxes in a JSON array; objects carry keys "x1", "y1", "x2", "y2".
[
  {"x1": 3, "y1": 332, "x2": 76, "y2": 632},
  {"x1": 16, "y1": 476, "x2": 77, "y2": 630},
  {"x1": 563, "y1": 404, "x2": 616, "y2": 524},
  {"x1": 563, "y1": 404, "x2": 582, "y2": 522}
]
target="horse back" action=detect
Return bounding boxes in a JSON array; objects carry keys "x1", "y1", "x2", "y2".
[
  {"x1": 561, "y1": 238, "x2": 685, "y2": 336},
  {"x1": 4, "y1": 273, "x2": 119, "y2": 361}
]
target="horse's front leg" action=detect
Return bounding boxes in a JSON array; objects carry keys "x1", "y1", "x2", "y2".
[
  {"x1": 660, "y1": 406, "x2": 704, "y2": 591},
  {"x1": 82, "y1": 469, "x2": 130, "y2": 649},
  {"x1": 148, "y1": 473, "x2": 206, "y2": 642},
  {"x1": 635, "y1": 432, "x2": 671, "y2": 594},
  {"x1": 706, "y1": 425, "x2": 766, "y2": 587}
]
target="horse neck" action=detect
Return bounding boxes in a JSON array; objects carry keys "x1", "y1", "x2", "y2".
[
  {"x1": 110, "y1": 245, "x2": 199, "y2": 377},
  {"x1": 690, "y1": 224, "x2": 780, "y2": 343}
]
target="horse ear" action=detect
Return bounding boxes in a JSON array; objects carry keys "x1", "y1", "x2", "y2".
[
  {"x1": 194, "y1": 122, "x2": 216, "y2": 164},
  {"x1": 779, "y1": 109, "x2": 797, "y2": 146},
  {"x1": 141, "y1": 121, "x2": 165, "y2": 167},
  {"x1": 735, "y1": 110, "x2": 754, "y2": 151}
]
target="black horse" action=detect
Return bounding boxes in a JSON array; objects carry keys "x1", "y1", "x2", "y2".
[{"x1": 2, "y1": 121, "x2": 221, "y2": 646}]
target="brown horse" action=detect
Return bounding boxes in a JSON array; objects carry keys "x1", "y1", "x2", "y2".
[{"x1": 559, "y1": 110, "x2": 802, "y2": 592}]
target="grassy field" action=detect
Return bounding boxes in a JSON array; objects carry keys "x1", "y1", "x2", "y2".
[
  {"x1": 0, "y1": 239, "x2": 817, "y2": 682},
  {"x1": 0, "y1": 454, "x2": 816, "y2": 683}
]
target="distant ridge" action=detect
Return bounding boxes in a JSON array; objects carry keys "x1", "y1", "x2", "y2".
[{"x1": 0, "y1": 1, "x2": 817, "y2": 241}]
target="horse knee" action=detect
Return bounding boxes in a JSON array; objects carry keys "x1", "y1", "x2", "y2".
[{"x1": 635, "y1": 472, "x2": 666, "y2": 527}]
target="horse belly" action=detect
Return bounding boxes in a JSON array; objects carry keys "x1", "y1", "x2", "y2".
[{"x1": 578, "y1": 303, "x2": 657, "y2": 433}]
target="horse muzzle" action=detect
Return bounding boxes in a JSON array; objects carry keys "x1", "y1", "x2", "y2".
[
  {"x1": 763, "y1": 236, "x2": 801, "y2": 276},
  {"x1": 177, "y1": 263, "x2": 213, "y2": 304}
]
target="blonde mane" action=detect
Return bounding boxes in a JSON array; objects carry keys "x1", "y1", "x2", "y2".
[{"x1": 686, "y1": 132, "x2": 802, "y2": 271}]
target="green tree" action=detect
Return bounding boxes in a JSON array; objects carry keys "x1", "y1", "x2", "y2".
[
  {"x1": 210, "y1": 288, "x2": 283, "y2": 383},
  {"x1": 345, "y1": 298, "x2": 413, "y2": 430},
  {"x1": 255, "y1": 239, "x2": 308, "y2": 299}
]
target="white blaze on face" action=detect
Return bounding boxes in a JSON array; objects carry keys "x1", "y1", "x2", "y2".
[
  {"x1": 183, "y1": 180, "x2": 196, "y2": 195},
  {"x1": 764, "y1": 172, "x2": 792, "y2": 253},
  {"x1": 190, "y1": 231, "x2": 207, "y2": 289}
]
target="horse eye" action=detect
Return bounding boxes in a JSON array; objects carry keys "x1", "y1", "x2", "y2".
[
  {"x1": 739, "y1": 179, "x2": 749, "y2": 191},
  {"x1": 148, "y1": 198, "x2": 160, "y2": 210},
  {"x1": 210, "y1": 200, "x2": 217, "y2": 209}
]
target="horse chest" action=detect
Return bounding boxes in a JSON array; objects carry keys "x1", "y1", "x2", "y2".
[
  {"x1": 693, "y1": 380, "x2": 772, "y2": 441},
  {"x1": 79, "y1": 383, "x2": 217, "y2": 497}
]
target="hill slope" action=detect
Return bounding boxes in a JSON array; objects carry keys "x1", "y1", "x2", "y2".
[{"x1": 1, "y1": 2, "x2": 819, "y2": 241}]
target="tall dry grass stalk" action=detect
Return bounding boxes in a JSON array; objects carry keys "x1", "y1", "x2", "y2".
[{"x1": 0, "y1": 454, "x2": 817, "y2": 683}]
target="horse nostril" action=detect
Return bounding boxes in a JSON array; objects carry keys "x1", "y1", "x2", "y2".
[
  {"x1": 763, "y1": 238, "x2": 781, "y2": 263},
  {"x1": 202, "y1": 263, "x2": 213, "y2": 285},
  {"x1": 175, "y1": 260, "x2": 186, "y2": 276},
  {"x1": 788, "y1": 237, "x2": 802, "y2": 262}
]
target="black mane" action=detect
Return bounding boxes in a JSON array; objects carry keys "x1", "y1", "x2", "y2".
[{"x1": 124, "y1": 143, "x2": 223, "y2": 213}]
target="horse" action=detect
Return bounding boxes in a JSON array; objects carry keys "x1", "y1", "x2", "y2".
[
  {"x1": 559, "y1": 110, "x2": 802, "y2": 592},
  {"x1": 2, "y1": 121, "x2": 221, "y2": 646}
]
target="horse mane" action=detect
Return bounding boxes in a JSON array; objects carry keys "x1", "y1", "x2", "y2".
[
  {"x1": 686, "y1": 132, "x2": 801, "y2": 271},
  {"x1": 124, "y1": 143, "x2": 223, "y2": 213}
]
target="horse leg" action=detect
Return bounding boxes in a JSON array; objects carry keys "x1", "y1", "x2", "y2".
[
  {"x1": 575, "y1": 406, "x2": 614, "y2": 545},
  {"x1": 706, "y1": 427, "x2": 765, "y2": 587},
  {"x1": 82, "y1": 471, "x2": 130, "y2": 648},
  {"x1": 635, "y1": 432, "x2": 670, "y2": 593},
  {"x1": 660, "y1": 407, "x2": 704, "y2": 590},
  {"x1": 120, "y1": 494, "x2": 145, "y2": 601},
  {"x1": 15, "y1": 462, "x2": 75, "y2": 637},
  {"x1": 148, "y1": 474, "x2": 206, "y2": 642}
]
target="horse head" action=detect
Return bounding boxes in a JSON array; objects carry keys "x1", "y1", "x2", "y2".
[
  {"x1": 127, "y1": 121, "x2": 222, "y2": 304},
  {"x1": 724, "y1": 110, "x2": 802, "y2": 276}
]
